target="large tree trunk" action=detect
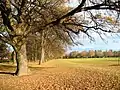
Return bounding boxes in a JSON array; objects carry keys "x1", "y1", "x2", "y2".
[{"x1": 15, "y1": 44, "x2": 29, "y2": 76}]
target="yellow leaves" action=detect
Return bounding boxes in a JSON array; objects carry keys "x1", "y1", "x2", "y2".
[
  {"x1": 95, "y1": 14, "x2": 116, "y2": 24},
  {"x1": 104, "y1": 16, "x2": 116, "y2": 24},
  {"x1": 95, "y1": 14, "x2": 102, "y2": 19},
  {"x1": 6, "y1": 0, "x2": 11, "y2": 8}
]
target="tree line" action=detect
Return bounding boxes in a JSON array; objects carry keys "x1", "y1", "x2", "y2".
[
  {"x1": 0, "y1": 41, "x2": 10, "y2": 62},
  {"x1": 0, "y1": 39, "x2": 67, "y2": 63},
  {"x1": 64, "y1": 50, "x2": 120, "y2": 58}
]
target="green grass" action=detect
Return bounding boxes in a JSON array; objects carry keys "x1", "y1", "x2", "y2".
[
  {"x1": 38, "y1": 57, "x2": 120, "y2": 68},
  {"x1": 0, "y1": 57, "x2": 120, "y2": 73}
]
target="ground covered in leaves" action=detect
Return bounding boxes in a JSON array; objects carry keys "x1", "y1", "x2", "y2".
[{"x1": 0, "y1": 58, "x2": 120, "y2": 90}]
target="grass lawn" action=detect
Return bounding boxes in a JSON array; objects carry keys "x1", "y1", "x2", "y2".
[{"x1": 0, "y1": 58, "x2": 120, "y2": 90}]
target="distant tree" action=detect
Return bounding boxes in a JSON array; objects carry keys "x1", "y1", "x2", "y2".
[
  {"x1": 117, "y1": 51, "x2": 120, "y2": 65},
  {"x1": 88, "y1": 50, "x2": 95, "y2": 58},
  {"x1": 0, "y1": 41, "x2": 9, "y2": 60},
  {"x1": 118, "y1": 51, "x2": 120, "y2": 57},
  {"x1": 113, "y1": 51, "x2": 118, "y2": 57},
  {"x1": 63, "y1": 54, "x2": 70, "y2": 59},
  {"x1": 26, "y1": 34, "x2": 39, "y2": 62},
  {"x1": 69, "y1": 51, "x2": 79, "y2": 58},
  {"x1": 95, "y1": 50, "x2": 104, "y2": 58},
  {"x1": 103, "y1": 50, "x2": 108, "y2": 58},
  {"x1": 26, "y1": 29, "x2": 71, "y2": 64},
  {"x1": 107, "y1": 50, "x2": 114, "y2": 57},
  {"x1": 76, "y1": 52, "x2": 81, "y2": 58},
  {"x1": 81, "y1": 51, "x2": 88, "y2": 58}
]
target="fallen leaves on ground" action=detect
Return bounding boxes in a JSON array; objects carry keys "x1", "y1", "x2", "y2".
[{"x1": 0, "y1": 66, "x2": 119, "y2": 90}]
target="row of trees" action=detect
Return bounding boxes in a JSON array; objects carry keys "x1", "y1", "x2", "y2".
[
  {"x1": 65, "y1": 50, "x2": 120, "y2": 58},
  {"x1": 0, "y1": 39, "x2": 66, "y2": 64},
  {"x1": 26, "y1": 30, "x2": 70, "y2": 64}
]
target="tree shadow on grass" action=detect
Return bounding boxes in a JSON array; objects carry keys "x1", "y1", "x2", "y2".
[
  {"x1": 107, "y1": 60, "x2": 120, "y2": 62},
  {"x1": 0, "y1": 71, "x2": 15, "y2": 75},
  {"x1": 0, "y1": 65, "x2": 55, "y2": 75},
  {"x1": 109, "y1": 64, "x2": 120, "y2": 66},
  {"x1": 0, "y1": 64, "x2": 15, "y2": 75},
  {"x1": 0, "y1": 65, "x2": 15, "y2": 71},
  {"x1": 29, "y1": 66, "x2": 55, "y2": 71},
  {"x1": 0, "y1": 64, "x2": 15, "y2": 68}
]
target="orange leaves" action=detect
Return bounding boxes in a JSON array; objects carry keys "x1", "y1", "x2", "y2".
[{"x1": 103, "y1": 16, "x2": 116, "y2": 24}]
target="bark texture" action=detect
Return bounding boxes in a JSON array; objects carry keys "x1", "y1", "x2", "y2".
[{"x1": 15, "y1": 44, "x2": 29, "y2": 76}]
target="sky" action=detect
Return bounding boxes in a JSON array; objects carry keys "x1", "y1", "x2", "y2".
[
  {"x1": 66, "y1": 0, "x2": 120, "y2": 52},
  {"x1": 67, "y1": 32, "x2": 120, "y2": 52}
]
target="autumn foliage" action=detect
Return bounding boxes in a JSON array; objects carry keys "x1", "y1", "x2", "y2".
[{"x1": 65, "y1": 50, "x2": 120, "y2": 58}]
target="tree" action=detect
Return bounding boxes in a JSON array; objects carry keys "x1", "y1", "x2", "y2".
[
  {"x1": 26, "y1": 28, "x2": 71, "y2": 64},
  {"x1": 88, "y1": 50, "x2": 95, "y2": 58},
  {"x1": 107, "y1": 50, "x2": 114, "y2": 57},
  {"x1": 103, "y1": 50, "x2": 108, "y2": 58},
  {"x1": 95, "y1": 50, "x2": 104, "y2": 58},
  {"x1": 81, "y1": 51, "x2": 88, "y2": 58},
  {"x1": 26, "y1": 34, "x2": 39, "y2": 62},
  {"x1": 69, "y1": 51, "x2": 79, "y2": 58},
  {"x1": 0, "y1": 0, "x2": 120, "y2": 76},
  {"x1": 113, "y1": 51, "x2": 119, "y2": 57}
]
